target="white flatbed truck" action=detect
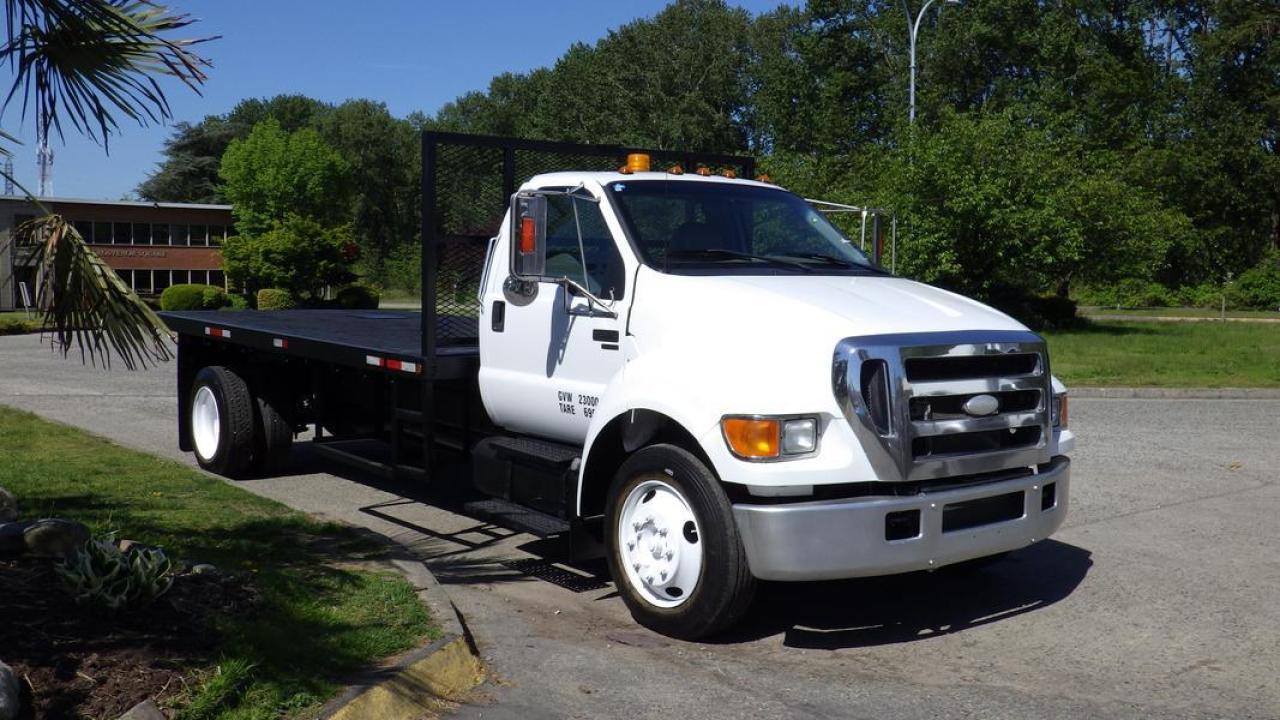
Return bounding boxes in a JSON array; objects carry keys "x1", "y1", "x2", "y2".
[{"x1": 163, "y1": 132, "x2": 1075, "y2": 639}]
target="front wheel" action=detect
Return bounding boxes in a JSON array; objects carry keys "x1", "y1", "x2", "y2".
[{"x1": 605, "y1": 444, "x2": 756, "y2": 640}]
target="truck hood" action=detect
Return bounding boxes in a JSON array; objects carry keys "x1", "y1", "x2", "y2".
[{"x1": 631, "y1": 270, "x2": 1027, "y2": 342}]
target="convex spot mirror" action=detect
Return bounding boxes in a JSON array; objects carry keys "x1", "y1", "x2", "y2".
[{"x1": 510, "y1": 193, "x2": 547, "y2": 280}]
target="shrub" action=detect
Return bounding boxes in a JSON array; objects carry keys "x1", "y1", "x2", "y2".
[
  {"x1": 256, "y1": 288, "x2": 297, "y2": 310},
  {"x1": 56, "y1": 537, "x2": 174, "y2": 611},
  {"x1": 335, "y1": 284, "x2": 380, "y2": 309},
  {"x1": 988, "y1": 288, "x2": 1080, "y2": 330},
  {"x1": 1234, "y1": 253, "x2": 1280, "y2": 310},
  {"x1": 223, "y1": 292, "x2": 251, "y2": 310},
  {"x1": 160, "y1": 283, "x2": 226, "y2": 311},
  {"x1": 1074, "y1": 279, "x2": 1172, "y2": 309}
]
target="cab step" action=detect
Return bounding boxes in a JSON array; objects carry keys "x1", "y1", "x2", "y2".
[
  {"x1": 463, "y1": 498, "x2": 571, "y2": 537},
  {"x1": 471, "y1": 435, "x2": 582, "y2": 519}
]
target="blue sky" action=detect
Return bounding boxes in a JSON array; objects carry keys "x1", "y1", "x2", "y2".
[{"x1": 0, "y1": 0, "x2": 791, "y2": 200}]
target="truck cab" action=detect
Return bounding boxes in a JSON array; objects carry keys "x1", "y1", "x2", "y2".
[{"x1": 165, "y1": 134, "x2": 1073, "y2": 640}]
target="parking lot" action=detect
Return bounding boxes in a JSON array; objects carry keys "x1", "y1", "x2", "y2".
[{"x1": 2, "y1": 333, "x2": 1278, "y2": 719}]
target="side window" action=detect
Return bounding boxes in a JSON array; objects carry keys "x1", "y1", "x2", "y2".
[{"x1": 543, "y1": 194, "x2": 625, "y2": 299}]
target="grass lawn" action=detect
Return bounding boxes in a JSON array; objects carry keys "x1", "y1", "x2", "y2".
[
  {"x1": 1042, "y1": 321, "x2": 1280, "y2": 388},
  {"x1": 1078, "y1": 306, "x2": 1280, "y2": 320},
  {"x1": 0, "y1": 406, "x2": 437, "y2": 718}
]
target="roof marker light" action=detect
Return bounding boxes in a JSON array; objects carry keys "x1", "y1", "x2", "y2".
[{"x1": 626, "y1": 153, "x2": 651, "y2": 173}]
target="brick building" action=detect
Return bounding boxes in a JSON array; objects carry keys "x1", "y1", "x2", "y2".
[{"x1": 0, "y1": 196, "x2": 233, "y2": 311}]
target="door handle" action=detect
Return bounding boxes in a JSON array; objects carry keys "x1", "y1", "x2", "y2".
[{"x1": 491, "y1": 300, "x2": 505, "y2": 332}]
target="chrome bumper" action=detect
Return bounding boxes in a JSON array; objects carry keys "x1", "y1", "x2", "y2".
[{"x1": 732, "y1": 457, "x2": 1070, "y2": 581}]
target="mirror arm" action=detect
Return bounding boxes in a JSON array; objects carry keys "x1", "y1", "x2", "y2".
[{"x1": 558, "y1": 276, "x2": 618, "y2": 319}]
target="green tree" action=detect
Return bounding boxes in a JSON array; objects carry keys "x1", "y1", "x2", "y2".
[
  {"x1": 870, "y1": 110, "x2": 1189, "y2": 299},
  {"x1": 138, "y1": 94, "x2": 332, "y2": 202},
  {"x1": 221, "y1": 215, "x2": 357, "y2": 300},
  {"x1": 219, "y1": 118, "x2": 352, "y2": 237}
]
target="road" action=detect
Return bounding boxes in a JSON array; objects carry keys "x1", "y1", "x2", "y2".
[{"x1": 2, "y1": 333, "x2": 1278, "y2": 719}]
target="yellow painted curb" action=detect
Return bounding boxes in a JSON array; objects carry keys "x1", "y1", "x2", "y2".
[{"x1": 326, "y1": 636, "x2": 485, "y2": 720}]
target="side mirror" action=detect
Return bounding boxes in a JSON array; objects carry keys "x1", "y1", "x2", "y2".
[{"x1": 510, "y1": 193, "x2": 547, "y2": 279}]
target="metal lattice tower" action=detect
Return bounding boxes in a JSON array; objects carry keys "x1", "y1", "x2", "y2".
[
  {"x1": 3, "y1": 157, "x2": 13, "y2": 195},
  {"x1": 36, "y1": 113, "x2": 52, "y2": 197}
]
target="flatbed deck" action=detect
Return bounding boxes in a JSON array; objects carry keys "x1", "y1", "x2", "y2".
[{"x1": 162, "y1": 310, "x2": 479, "y2": 378}]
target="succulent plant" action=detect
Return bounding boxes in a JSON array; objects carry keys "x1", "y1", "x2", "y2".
[{"x1": 55, "y1": 535, "x2": 174, "y2": 610}]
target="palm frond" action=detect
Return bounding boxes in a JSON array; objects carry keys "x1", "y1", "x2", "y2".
[
  {"x1": 13, "y1": 212, "x2": 173, "y2": 369},
  {"x1": 1, "y1": 0, "x2": 217, "y2": 148}
]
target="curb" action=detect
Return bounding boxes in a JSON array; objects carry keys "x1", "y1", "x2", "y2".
[
  {"x1": 1070, "y1": 387, "x2": 1280, "y2": 399},
  {"x1": 318, "y1": 557, "x2": 484, "y2": 720}
]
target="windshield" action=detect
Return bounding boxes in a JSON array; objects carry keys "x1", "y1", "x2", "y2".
[{"x1": 605, "y1": 180, "x2": 880, "y2": 275}]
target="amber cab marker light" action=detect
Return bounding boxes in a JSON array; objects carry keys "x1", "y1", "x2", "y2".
[
  {"x1": 1058, "y1": 395, "x2": 1069, "y2": 429},
  {"x1": 721, "y1": 169, "x2": 737, "y2": 179},
  {"x1": 668, "y1": 164, "x2": 684, "y2": 175},
  {"x1": 617, "y1": 164, "x2": 633, "y2": 175},
  {"x1": 627, "y1": 153, "x2": 651, "y2": 173},
  {"x1": 519, "y1": 216, "x2": 536, "y2": 254},
  {"x1": 755, "y1": 174, "x2": 771, "y2": 183},
  {"x1": 722, "y1": 417, "x2": 780, "y2": 459},
  {"x1": 696, "y1": 166, "x2": 712, "y2": 176}
]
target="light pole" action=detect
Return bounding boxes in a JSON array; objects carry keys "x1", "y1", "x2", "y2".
[{"x1": 905, "y1": 0, "x2": 960, "y2": 124}]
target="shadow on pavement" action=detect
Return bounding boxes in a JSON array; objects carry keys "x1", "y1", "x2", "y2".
[{"x1": 718, "y1": 539, "x2": 1092, "y2": 649}]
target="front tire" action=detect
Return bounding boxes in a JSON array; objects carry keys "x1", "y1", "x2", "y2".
[
  {"x1": 189, "y1": 366, "x2": 255, "y2": 478},
  {"x1": 605, "y1": 444, "x2": 756, "y2": 640}
]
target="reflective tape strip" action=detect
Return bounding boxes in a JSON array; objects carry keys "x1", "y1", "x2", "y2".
[
  {"x1": 272, "y1": 338, "x2": 288, "y2": 349},
  {"x1": 366, "y1": 355, "x2": 384, "y2": 367},
  {"x1": 204, "y1": 327, "x2": 230, "y2": 338},
  {"x1": 386, "y1": 359, "x2": 419, "y2": 374}
]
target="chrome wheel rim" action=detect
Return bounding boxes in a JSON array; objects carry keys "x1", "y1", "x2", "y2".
[
  {"x1": 192, "y1": 385, "x2": 221, "y2": 461},
  {"x1": 617, "y1": 477, "x2": 702, "y2": 608}
]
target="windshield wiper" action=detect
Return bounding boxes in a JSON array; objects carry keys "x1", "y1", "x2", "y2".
[
  {"x1": 667, "y1": 248, "x2": 813, "y2": 272},
  {"x1": 775, "y1": 252, "x2": 890, "y2": 274}
]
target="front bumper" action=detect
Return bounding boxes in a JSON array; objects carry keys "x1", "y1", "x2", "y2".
[{"x1": 732, "y1": 456, "x2": 1070, "y2": 581}]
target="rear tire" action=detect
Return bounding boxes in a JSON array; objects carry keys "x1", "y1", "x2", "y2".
[
  {"x1": 189, "y1": 366, "x2": 255, "y2": 478},
  {"x1": 605, "y1": 444, "x2": 756, "y2": 640},
  {"x1": 252, "y1": 392, "x2": 294, "y2": 474}
]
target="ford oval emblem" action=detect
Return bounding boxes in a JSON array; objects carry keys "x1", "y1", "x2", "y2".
[{"x1": 963, "y1": 394, "x2": 1000, "y2": 417}]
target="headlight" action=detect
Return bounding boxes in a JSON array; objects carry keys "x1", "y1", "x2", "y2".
[
  {"x1": 721, "y1": 415, "x2": 819, "y2": 461},
  {"x1": 1052, "y1": 394, "x2": 1068, "y2": 429}
]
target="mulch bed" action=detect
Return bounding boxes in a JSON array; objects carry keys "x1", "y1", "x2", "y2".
[{"x1": 0, "y1": 557, "x2": 257, "y2": 720}]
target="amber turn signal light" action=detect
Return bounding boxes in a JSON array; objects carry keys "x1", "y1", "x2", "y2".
[{"x1": 722, "y1": 417, "x2": 780, "y2": 459}]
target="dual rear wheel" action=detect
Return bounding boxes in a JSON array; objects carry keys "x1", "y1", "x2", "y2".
[{"x1": 190, "y1": 366, "x2": 293, "y2": 478}]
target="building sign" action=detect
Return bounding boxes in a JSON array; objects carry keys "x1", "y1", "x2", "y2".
[{"x1": 94, "y1": 247, "x2": 169, "y2": 258}]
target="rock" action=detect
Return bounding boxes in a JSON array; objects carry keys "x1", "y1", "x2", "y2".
[
  {"x1": 117, "y1": 698, "x2": 165, "y2": 720},
  {"x1": 118, "y1": 539, "x2": 142, "y2": 554},
  {"x1": 0, "y1": 522, "x2": 29, "y2": 559},
  {"x1": 0, "y1": 659, "x2": 20, "y2": 720},
  {"x1": 22, "y1": 518, "x2": 90, "y2": 558},
  {"x1": 190, "y1": 563, "x2": 219, "y2": 577},
  {"x1": 0, "y1": 486, "x2": 15, "y2": 523}
]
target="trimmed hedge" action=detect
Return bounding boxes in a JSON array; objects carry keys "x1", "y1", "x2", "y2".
[
  {"x1": 0, "y1": 315, "x2": 40, "y2": 335},
  {"x1": 256, "y1": 288, "x2": 297, "y2": 310},
  {"x1": 160, "y1": 284, "x2": 227, "y2": 311},
  {"x1": 335, "y1": 285, "x2": 380, "y2": 310}
]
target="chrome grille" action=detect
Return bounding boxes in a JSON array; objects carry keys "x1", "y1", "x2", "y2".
[{"x1": 833, "y1": 331, "x2": 1052, "y2": 482}]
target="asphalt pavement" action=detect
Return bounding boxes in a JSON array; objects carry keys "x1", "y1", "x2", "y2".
[{"x1": 2, "y1": 333, "x2": 1278, "y2": 719}]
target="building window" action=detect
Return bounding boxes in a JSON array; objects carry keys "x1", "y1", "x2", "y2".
[
  {"x1": 13, "y1": 214, "x2": 36, "y2": 245},
  {"x1": 209, "y1": 224, "x2": 225, "y2": 246},
  {"x1": 74, "y1": 220, "x2": 93, "y2": 242},
  {"x1": 169, "y1": 223, "x2": 187, "y2": 246},
  {"x1": 190, "y1": 224, "x2": 207, "y2": 247},
  {"x1": 112, "y1": 222, "x2": 131, "y2": 245},
  {"x1": 116, "y1": 269, "x2": 133, "y2": 289},
  {"x1": 210, "y1": 270, "x2": 225, "y2": 288},
  {"x1": 134, "y1": 270, "x2": 152, "y2": 294},
  {"x1": 93, "y1": 222, "x2": 111, "y2": 245},
  {"x1": 132, "y1": 222, "x2": 150, "y2": 246},
  {"x1": 153, "y1": 270, "x2": 171, "y2": 294},
  {"x1": 151, "y1": 223, "x2": 170, "y2": 245}
]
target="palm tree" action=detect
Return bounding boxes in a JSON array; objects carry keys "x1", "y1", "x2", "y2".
[{"x1": 1, "y1": 0, "x2": 213, "y2": 368}]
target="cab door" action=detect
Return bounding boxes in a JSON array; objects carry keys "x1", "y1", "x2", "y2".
[{"x1": 479, "y1": 189, "x2": 628, "y2": 445}]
